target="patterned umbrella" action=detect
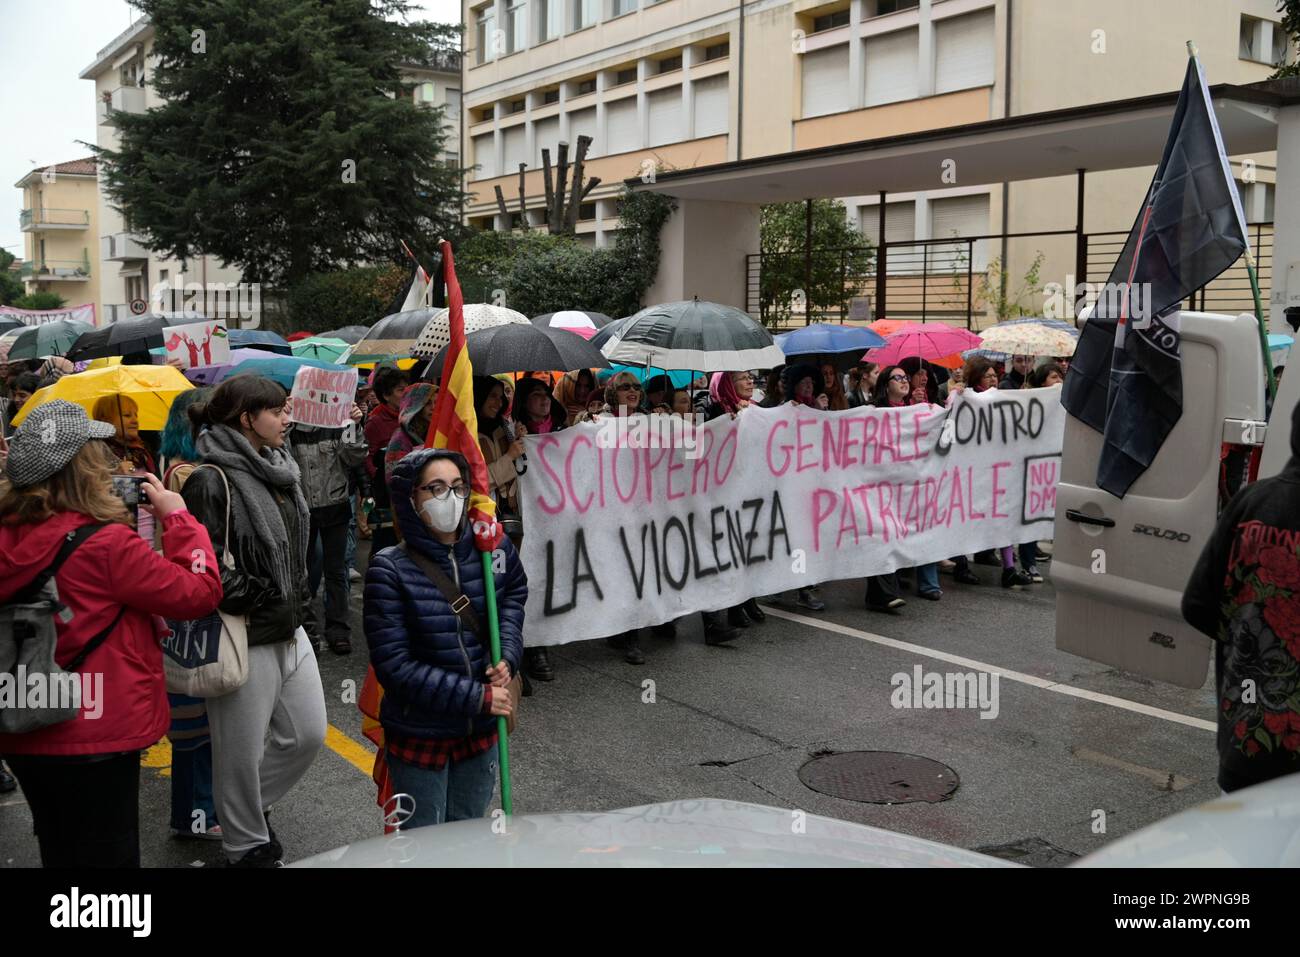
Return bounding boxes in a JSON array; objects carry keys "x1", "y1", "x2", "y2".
[
  {"x1": 411, "y1": 303, "x2": 532, "y2": 358},
  {"x1": 974, "y1": 318, "x2": 1080, "y2": 359},
  {"x1": 6, "y1": 319, "x2": 95, "y2": 360}
]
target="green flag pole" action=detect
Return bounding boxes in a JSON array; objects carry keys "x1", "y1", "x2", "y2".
[
  {"x1": 1245, "y1": 249, "x2": 1277, "y2": 402},
  {"x1": 480, "y1": 551, "x2": 512, "y2": 815}
]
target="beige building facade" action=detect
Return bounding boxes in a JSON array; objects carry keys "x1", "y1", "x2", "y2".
[
  {"x1": 460, "y1": 0, "x2": 1287, "y2": 319},
  {"x1": 14, "y1": 158, "x2": 101, "y2": 313}
]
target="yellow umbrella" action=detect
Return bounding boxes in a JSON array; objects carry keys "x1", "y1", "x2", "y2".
[
  {"x1": 352, "y1": 357, "x2": 420, "y2": 371},
  {"x1": 86, "y1": 356, "x2": 124, "y2": 370},
  {"x1": 12, "y1": 364, "x2": 194, "y2": 431}
]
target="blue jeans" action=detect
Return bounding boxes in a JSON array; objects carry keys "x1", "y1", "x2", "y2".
[
  {"x1": 170, "y1": 742, "x2": 218, "y2": 833},
  {"x1": 345, "y1": 499, "x2": 358, "y2": 572},
  {"x1": 1018, "y1": 541, "x2": 1038, "y2": 569},
  {"x1": 915, "y1": 562, "x2": 940, "y2": 595},
  {"x1": 385, "y1": 746, "x2": 498, "y2": 829}
]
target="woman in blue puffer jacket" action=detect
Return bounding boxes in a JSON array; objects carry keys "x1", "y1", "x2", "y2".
[{"x1": 363, "y1": 447, "x2": 526, "y2": 828}]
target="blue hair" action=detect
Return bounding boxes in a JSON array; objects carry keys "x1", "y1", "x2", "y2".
[{"x1": 159, "y1": 387, "x2": 210, "y2": 463}]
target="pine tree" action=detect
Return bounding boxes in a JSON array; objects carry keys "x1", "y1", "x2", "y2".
[{"x1": 95, "y1": 0, "x2": 465, "y2": 287}]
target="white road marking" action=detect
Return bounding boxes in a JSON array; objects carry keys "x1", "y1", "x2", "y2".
[{"x1": 763, "y1": 606, "x2": 1216, "y2": 733}]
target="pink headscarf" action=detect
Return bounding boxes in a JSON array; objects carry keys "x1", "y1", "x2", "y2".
[{"x1": 709, "y1": 372, "x2": 745, "y2": 414}]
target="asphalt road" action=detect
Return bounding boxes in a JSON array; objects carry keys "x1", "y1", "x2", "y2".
[{"x1": 0, "y1": 549, "x2": 1219, "y2": 868}]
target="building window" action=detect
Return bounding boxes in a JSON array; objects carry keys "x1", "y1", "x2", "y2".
[
  {"x1": 474, "y1": 105, "x2": 495, "y2": 123},
  {"x1": 575, "y1": 77, "x2": 597, "y2": 96},
  {"x1": 656, "y1": 54, "x2": 682, "y2": 74},
  {"x1": 443, "y1": 155, "x2": 460, "y2": 169},
  {"x1": 1240, "y1": 16, "x2": 1262, "y2": 61},
  {"x1": 610, "y1": 0, "x2": 636, "y2": 17},
  {"x1": 574, "y1": 0, "x2": 597, "y2": 30},
  {"x1": 933, "y1": 11, "x2": 994, "y2": 95},
  {"x1": 506, "y1": 1, "x2": 526, "y2": 53},
  {"x1": 537, "y1": 0, "x2": 560, "y2": 42},
  {"x1": 543, "y1": 88, "x2": 561, "y2": 105},
  {"x1": 801, "y1": 45, "x2": 850, "y2": 118},
  {"x1": 419, "y1": 82, "x2": 436, "y2": 103},
  {"x1": 1274, "y1": 24, "x2": 1290, "y2": 66},
  {"x1": 507, "y1": 98, "x2": 526, "y2": 114},
  {"x1": 614, "y1": 67, "x2": 637, "y2": 86},
  {"x1": 812, "y1": 9, "x2": 850, "y2": 33},
  {"x1": 703, "y1": 41, "x2": 729, "y2": 61},
  {"x1": 476, "y1": 4, "x2": 497, "y2": 64},
  {"x1": 579, "y1": 203, "x2": 596, "y2": 221},
  {"x1": 445, "y1": 89, "x2": 461, "y2": 120},
  {"x1": 870, "y1": 0, "x2": 918, "y2": 16}
]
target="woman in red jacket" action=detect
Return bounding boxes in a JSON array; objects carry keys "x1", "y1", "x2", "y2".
[{"x1": 0, "y1": 400, "x2": 223, "y2": 868}]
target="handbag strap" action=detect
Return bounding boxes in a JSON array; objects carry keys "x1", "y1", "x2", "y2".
[
  {"x1": 13, "y1": 524, "x2": 105, "y2": 604},
  {"x1": 66, "y1": 604, "x2": 128, "y2": 672},
  {"x1": 191, "y1": 464, "x2": 234, "y2": 565},
  {"x1": 398, "y1": 542, "x2": 484, "y2": 641}
]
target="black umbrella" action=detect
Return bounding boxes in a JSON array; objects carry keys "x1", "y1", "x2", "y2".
[
  {"x1": 422, "y1": 323, "x2": 611, "y2": 380},
  {"x1": 597, "y1": 300, "x2": 785, "y2": 373},
  {"x1": 65, "y1": 314, "x2": 167, "y2": 362},
  {"x1": 322, "y1": 325, "x2": 369, "y2": 344},
  {"x1": 0, "y1": 317, "x2": 24, "y2": 335}
]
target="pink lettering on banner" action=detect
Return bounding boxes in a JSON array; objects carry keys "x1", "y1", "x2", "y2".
[
  {"x1": 1024, "y1": 456, "x2": 1060, "y2": 521},
  {"x1": 991, "y1": 461, "x2": 1011, "y2": 519},
  {"x1": 765, "y1": 420, "x2": 791, "y2": 477},
  {"x1": 714, "y1": 427, "x2": 738, "y2": 486},
  {"x1": 795, "y1": 417, "x2": 817, "y2": 473},
  {"x1": 811, "y1": 488, "x2": 837, "y2": 551},
  {"x1": 534, "y1": 435, "x2": 566, "y2": 515}
]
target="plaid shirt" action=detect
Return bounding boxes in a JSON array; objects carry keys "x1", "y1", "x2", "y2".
[{"x1": 385, "y1": 686, "x2": 497, "y2": 771}]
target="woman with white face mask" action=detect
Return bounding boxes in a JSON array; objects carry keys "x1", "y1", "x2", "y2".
[{"x1": 363, "y1": 448, "x2": 526, "y2": 830}]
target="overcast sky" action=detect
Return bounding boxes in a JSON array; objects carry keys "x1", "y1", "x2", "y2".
[{"x1": 0, "y1": 0, "x2": 461, "y2": 260}]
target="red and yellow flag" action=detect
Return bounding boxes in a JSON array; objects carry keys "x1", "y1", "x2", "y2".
[
  {"x1": 358, "y1": 239, "x2": 502, "y2": 820},
  {"x1": 425, "y1": 239, "x2": 503, "y2": 553}
]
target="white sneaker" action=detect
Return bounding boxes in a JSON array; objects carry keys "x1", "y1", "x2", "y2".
[{"x1": 348, "y1": 568, "x2": 362, "y2": 582}]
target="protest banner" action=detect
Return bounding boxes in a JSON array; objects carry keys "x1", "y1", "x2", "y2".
[
  {"x1": 162, "y1": 320, "x2": 230, "y2": 369},
  {"x1": 0, "y1": 303, "x2": 96, "y2": 326},
  {"x1": 517, "y1": 387, "x2": 1065, "y2": 645},
  {"x1": 290, "y1": 365, "x2": 357, "y2": 428}
]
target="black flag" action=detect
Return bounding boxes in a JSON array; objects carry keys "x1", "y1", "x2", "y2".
[{"x1": 1061, "y1": 55, "x2": 1248, "y2": 497}]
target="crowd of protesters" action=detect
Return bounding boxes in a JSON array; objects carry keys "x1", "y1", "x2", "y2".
[{"x1": 3, "y1": 339, "x2": 1293, "y2": 869}]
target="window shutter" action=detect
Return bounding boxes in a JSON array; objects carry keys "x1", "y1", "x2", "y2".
[
  {"x1": 693, "y1": 75, "x2": 728, "y2": 137},
  {"x1": 934, "y1": 12, "x2": 995, "y2": 94},
  {"x1": 864, "y1": 29, "x2": 919, "y2": 107},
  {"x1": 647, "y1": 87, "x2": 683, "y2": 146},
  {"x1": 606, "y1": 97, "x2": 639, "y2": 154},
  {"x1": 801, "y1": 46, "x2": 850, "y2": 118}
]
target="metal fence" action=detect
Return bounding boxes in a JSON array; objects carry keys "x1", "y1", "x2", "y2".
[{"x1": 747, "y1": 223, "x2": 1275, "y2": 329}]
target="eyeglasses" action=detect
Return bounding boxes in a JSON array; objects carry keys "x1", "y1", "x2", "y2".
[
  {"x1": 888, "y1": 374, "x2": 909, "y2": 383},
  {"x1": 616, "y1": 383, "x2": 642, "y2": 392},
  {"x1": 417, "y1": 482, "x2": 470, "y2": 500}
]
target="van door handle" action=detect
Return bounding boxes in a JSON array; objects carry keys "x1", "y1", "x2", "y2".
[{"x1": 1065, "y1": 509, "x2": 1115, "y2": 528}]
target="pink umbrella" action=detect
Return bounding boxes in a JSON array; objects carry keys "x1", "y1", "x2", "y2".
[{"x1": 864, "y1": 323, "x2": 982, "y2": 366}]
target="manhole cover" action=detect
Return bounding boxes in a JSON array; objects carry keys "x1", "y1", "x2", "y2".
[{"x1": 798, "y1": 751, "x2": 958, "y2": 804}]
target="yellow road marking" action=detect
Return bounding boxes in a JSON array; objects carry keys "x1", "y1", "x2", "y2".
[
  {"x1": 325, "y1": 724, "x2": 376, "y2": 775},
  {"x1": 142, "y1": 739, "x2": 172, "y2": 778}
]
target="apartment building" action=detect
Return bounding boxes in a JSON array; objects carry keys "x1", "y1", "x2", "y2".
[
  {"x1": 79, "y1": 17, "x2": 461, "y2": 326},
  {"x1": 14, "y1": 157, "x2": 101, "y2": 313},
  {"x1": 460, "y1": 0, "x2": 1286, "y2": 314}
]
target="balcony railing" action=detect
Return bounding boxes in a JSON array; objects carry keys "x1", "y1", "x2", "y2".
[
  {"x1": 101, "y1": 231, "x2": 149, "y2": 261},
  {"x1": 20, "y1": 258, "x2": 92, "y2": 281},
  {"x1": 97, "y1": 85, "x2": 147, "y2": 124},
  {"x1": 19, "y1": 208, "x2": 90, "y2": 230}
]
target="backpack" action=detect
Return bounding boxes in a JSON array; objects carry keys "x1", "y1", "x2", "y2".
[{"x1": 0, "y1": 525, "x2": 124, "y2": 734}]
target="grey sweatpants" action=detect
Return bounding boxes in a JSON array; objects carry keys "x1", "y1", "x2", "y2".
[{"x1": 207, "y1": 628, "x2": 327, "y2": 860}]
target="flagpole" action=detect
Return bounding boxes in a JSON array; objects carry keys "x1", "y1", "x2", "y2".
[
  {"x1": 1245, "y1": 248, "x2": 1277, "y2": 402},
  {"x1": 481, "y1": 550, "x2": 513, "y2": 815}
]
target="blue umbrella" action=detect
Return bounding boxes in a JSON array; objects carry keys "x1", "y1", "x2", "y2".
[
  {"x1": 221, "y1": 356, "x2": 358, "y2": 389},
  {"x1": 228, "y1": 329, "x2": 291, "y2": 355},
  {"x1": 595, "y1": 364, "x2": 695, "y2": 388},
  {"x1": 1268, "y1": 333, "x2": 1293, "y2": 353},
  {"x1": 775, "y1": 323, "x2": 887, "y2": 373}
]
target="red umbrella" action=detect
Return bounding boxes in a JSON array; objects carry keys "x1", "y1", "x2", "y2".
[{"x1": 865, "y1": 323, "x2": 982, "y2": 366}]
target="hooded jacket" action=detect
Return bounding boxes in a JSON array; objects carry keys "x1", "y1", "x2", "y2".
[
  {"x1": 1183, "y1": 403, "x2": 1300, "y2": 792},
  {"x1": 0, "y1": 509, "x2": 222, "y2": 756},
  {"x1": 363, "y1": 447, "x2": 527, "y2": 740},
  {"x1": 290, "y1": 423, "x2": 368, "y2": 512}
]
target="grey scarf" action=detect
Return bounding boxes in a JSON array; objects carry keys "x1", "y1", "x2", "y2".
[{"x1": 196, "y1": 424, "x2": 310, "y2": 606}]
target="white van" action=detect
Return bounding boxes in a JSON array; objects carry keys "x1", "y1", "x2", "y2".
[{"x1": 1052, "y1": 311, "x2": 1279, "y2": 687}]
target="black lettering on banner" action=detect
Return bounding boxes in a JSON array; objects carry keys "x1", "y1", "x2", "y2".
[
  {"x1": 710, "y1": 504, "x2": 733, "y2": 573},
  {"x1": 742, "y1": 499, "x2": 766, "y2": 566},
  {"x1": 725, "y1": 507, "x2": 748, "y2": 568},
  {"x1": 544, "y1": 529, "x2": 604, "y2": 616},
  {"x1": 977, "y1": 403, "x2": 995, "y2": 444},
  {"x1": 768, "y1": 490, "x2": 791, "y2": 560},
  {"x1": 620, "y1": 524, "x2": 653, "y2": 599},
  {"x1": 935, "y1": 408, "x2": 955, "y2": 457},
  {"x1": 1026, "y1": 397, "x2": 1044, "y2": 438},
  {"x1": 687, "y1": 512, "x2": 719, "y2": 579},
  {"x1": 662, "y1": 516, "x2": 691, "y2": 591}
]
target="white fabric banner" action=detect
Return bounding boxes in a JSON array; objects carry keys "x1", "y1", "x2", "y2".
[
  {"x1": 517, "y1": 388, "x2": 1065, "y2": 646},
  {"x1": 0, "y1": 303, "x2": 96, "y2": 326}
]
